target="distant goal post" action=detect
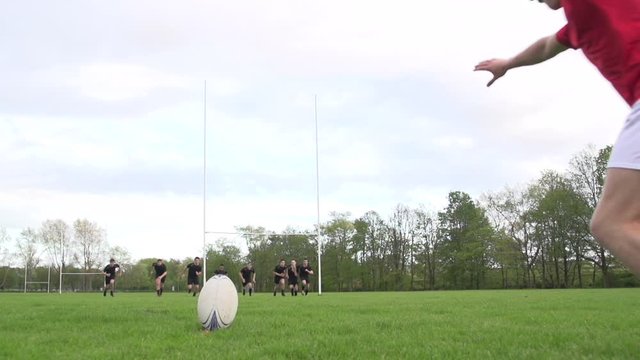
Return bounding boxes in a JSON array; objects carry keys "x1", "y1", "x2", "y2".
[{"x1": 59, "y1": 271, "x2": 111, "y2": 294}]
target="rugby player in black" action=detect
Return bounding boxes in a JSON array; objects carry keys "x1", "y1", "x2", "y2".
[
  {"x1": 102, "y1": 258, "x2": 120, "y2": 297},
  {"x1": 213, "y1": 263, "x2": 228, "y2": 275},
  {"x1": 239, "y1": 262, "x2": 256, "y2": 296},
  {"x1": 186, "y1": 257, "x2": 202, "y2": 297},
  {"x1": 273, "y1": 259, "x2": 287, "y2": 296},
  {"x1": 287, "y1": 259, "x2": 300, "y2": 296},
  {"x1": 300, "y1": 258, "x2": 314, "y2": 296},
  {"x1": 153, "y1": 259, "x2": 167, "y2": 296}
]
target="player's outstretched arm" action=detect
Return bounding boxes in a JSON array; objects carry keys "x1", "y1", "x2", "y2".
[{"x1": 474, "y1": 34, "x2": 567, "y2": 87}]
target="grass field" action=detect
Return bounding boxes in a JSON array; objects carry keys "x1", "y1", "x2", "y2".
[{"x1": 1, "y1": 289, "x2": 639, "y2": 359}]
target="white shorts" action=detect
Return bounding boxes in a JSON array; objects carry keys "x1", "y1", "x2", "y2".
[{"x1": 608, "y1": 101, "x2": 640, "y2": 169}]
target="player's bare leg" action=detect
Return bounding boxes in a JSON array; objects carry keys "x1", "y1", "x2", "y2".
[
  {"x1": 591, "y1": 168, "x2": 640, "y2": 276},
  {"x1": 303, "y1": 280, "x2": 311, "y2": 295}
]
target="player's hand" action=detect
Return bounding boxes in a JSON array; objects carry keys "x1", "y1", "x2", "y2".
[{"x1": 474, "y1": 58, "x2": 509, "y2": 87}]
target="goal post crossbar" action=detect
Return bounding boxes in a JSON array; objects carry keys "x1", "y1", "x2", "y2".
[
  {"x1": 205, "y1": 231, "x2": 318, "y2": 237},
  {"x1": 60, "y1": 272, "x2": 104, "y2": 276}
]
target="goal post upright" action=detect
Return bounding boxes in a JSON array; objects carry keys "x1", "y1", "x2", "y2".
[
  {"x1": 314, "y1": 94, "x2": 322, "y2": 296},
  {"x1": 203, "y1": 80, "x2": 208, "y2": 281}
]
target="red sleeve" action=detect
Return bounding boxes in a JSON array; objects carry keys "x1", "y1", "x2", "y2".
[{"x1": 556, "y1": 24, "x2": 578, "y2": 49}]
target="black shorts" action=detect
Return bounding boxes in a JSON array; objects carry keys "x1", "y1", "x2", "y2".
[
  {"x1": 274, "y1": 277, "x2": 284, "y2": 284},
  {"x1": 157, "y1": 276, "x2": 166, "y2": 283},
  {"x1": 188, "y1": 277, "x2": 199, "y2": 285},
  {"x1": 300, "y1": 277, "x2": 310, "y2": 284},
  {"x1": 105, "y1": 276, "x2": 115, "y2": 285},
  {"x1": 242, "y1": 279, "x2": 252, "y2": 286},
  {"x1": 288, "y1": 277, "x2": 298, "y2": 285}
]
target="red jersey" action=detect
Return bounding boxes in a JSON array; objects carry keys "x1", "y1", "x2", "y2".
[{"x1": 555, "y1": 0, "x2": 640, "y2": 106}]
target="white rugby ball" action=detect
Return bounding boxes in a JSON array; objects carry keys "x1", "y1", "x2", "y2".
[{"x1": 197, "y1": 275, "x2": 238, "y2": 330}]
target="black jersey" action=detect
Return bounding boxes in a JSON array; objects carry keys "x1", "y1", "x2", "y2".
[
  {"x1": 186, "y1": 263, "x2": 202, "y2": 278},
  {"x1": 103, "y1": 264, "x2": 120, "y2": 278},
  {"x1": 153, "y1": 263, "x2": 167, "y2": 277},
  {"x1": 287, "y1": 265, "x2": 300, "y2": 279},
  {"x1": 240, "y1": 267, "x2": 255, "y2": 281},
  {"x1": 273, "y1": 265, "x2": 287, "y2": 280},
  {"x1": 300, "y1": 265, "x2": 313, "y2": 279}
]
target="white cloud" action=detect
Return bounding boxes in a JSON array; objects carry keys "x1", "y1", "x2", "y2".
[
  {"x1": 67, "y1": 63, "x2": 190, "y2": 101},
  {"x1": 434, "y1": 136, "x2": 475, "y2": 150}
]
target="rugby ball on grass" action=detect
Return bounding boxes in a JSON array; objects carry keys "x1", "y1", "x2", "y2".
[{"x1": 197, "y1": 275, "x2": 238, "y2": 330}]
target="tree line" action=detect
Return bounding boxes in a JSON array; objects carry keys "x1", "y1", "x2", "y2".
[{"x1": 1, "y1": 144, "x2": 637, "y2": 292}]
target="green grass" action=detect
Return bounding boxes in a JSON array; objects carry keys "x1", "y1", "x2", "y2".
[{"x1": 1, "y1": 289, "x2": 639, "y2": 359}]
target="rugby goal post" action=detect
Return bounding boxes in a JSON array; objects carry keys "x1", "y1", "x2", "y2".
[
  {"x1": 24, "y1": 265, "x2": 51, "y2": 293},
  {"x1": 59, "y1": 271, "x2": 108, "y2": 294},
  {"x1": 201, "y1": 87, "x2": 323, "y2": 294}
]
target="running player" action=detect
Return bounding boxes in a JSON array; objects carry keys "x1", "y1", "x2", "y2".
[
  {"x1": 273, "y1": 259, "x2": 287, "y2": 296},
  {"x1": 153, "y1": 259, "x2": 167, "y2": 296},
  {"x1": 239, "y1": 262, "x2": 256, "y2": 296},
  {"x1": 287, "y1": 259, "x2": 299, "y2": 296},
  {"x1": 102, "y1": 258, "x2": 120, "y2": 297},
  {"x1": 186, "y1": 257, "x2": 202, "y2": 297},
  {"x1": 300, "y1": 258, "x2": 314, "y2": 296},
  {"x1": 213, "y1": 263, "x2": 228, "y2": 276}
]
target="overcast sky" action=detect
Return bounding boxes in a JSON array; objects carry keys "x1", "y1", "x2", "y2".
[{"x1": 0, "y1": 0, "x2": 630, "y2": 262}]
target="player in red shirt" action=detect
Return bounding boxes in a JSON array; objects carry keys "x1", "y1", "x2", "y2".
[{"x1": 475, "y1": 0, "x2": 640, "y2": 276}]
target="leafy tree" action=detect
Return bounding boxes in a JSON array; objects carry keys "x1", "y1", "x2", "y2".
[
  {"x1": 528, "y1": 171, "x2": 590, "y2": 288},
  {"x1": 568, "y1": 145, "x2": 614, "y2": 286},
  {"x1": 322, "y1": 212, "x2": 356, "y2": 291},
  {"x1": 414, "y1": 208, "x2": 439, "y2": 290},
  {"x1": 16, "y1": 228, "x2": 40, "y2": 285},
  {"x1": 483, "y1": 186, "x2": 540, "y2": 288},
  {"x1": 0, "y1": 227, "x2": 13, "y2": 289},
  {"x1": 438, "y1": 191, "x2": 493, "y2": 289},
  {"x1": 39, "y1": 219, "x2": 72, "y2": 288},
  {"x1": 72, "y1": 219, "x2": 106, "y2": 290}
]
